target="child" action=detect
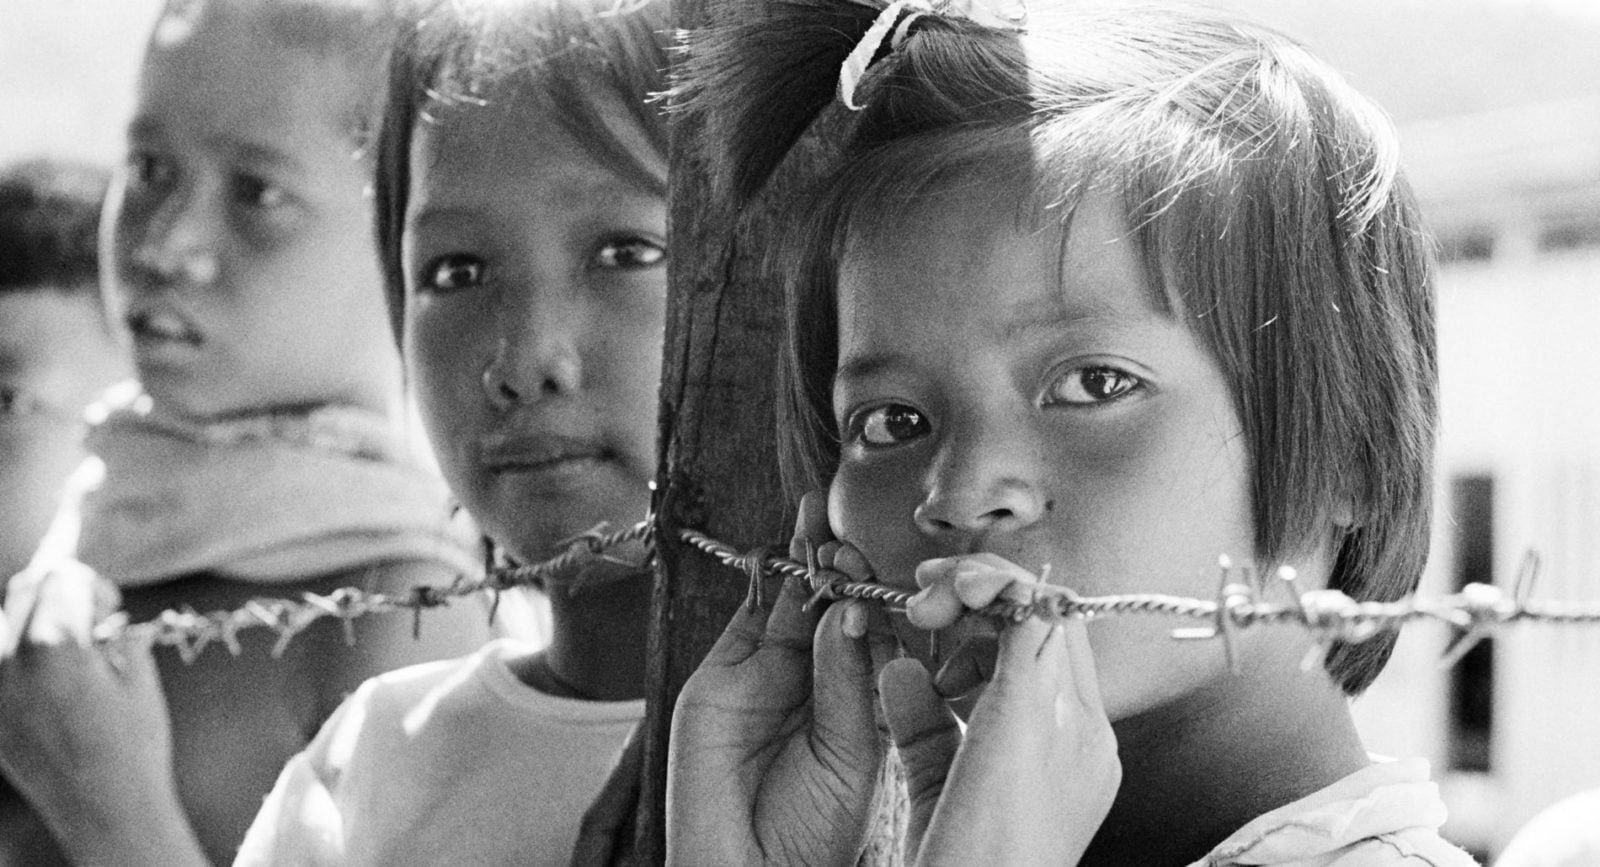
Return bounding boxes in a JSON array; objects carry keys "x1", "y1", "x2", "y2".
[
  {"x1": 0, "y1": 159, "x2": 125, "y2": 586},
  {"x1": 0, "y1": 158, "x2": 128, "y2": 866},
  {"x1": 232, "y1": 0, "x2": 669, "y2": 862},
  {"x1": 0, "y1": 0, "x2": 490, "y2": 862},
  {"x1": 667, "y1": 1, "x2": 1478, "y2": 864}
]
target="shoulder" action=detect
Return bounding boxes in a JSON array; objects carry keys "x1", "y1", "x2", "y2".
[
  {"x1": 299, "y1": 643, "x2": 507, "y2": 769},
  {"x1": 1196, "y1": 759, "x2": 1480, "y2": 867},
  {"x1": 1328, "y1": 830, "x2": 1480, "y2": 866},
  {"x1": 1497, "y1": 789, "x2": 1600, "y2": 867},
  {"x1": 338, "y1": 640, "x2": 511, "y2": 718}
]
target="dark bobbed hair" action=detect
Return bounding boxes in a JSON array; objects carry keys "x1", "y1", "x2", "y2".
[
  {"x1": 678, "y1": 0, "x2": 1438, "y2": 695},
  {"x1": 0, "y1": 158, "x2": 109, "y2": 296},
  {"x1": 374, "y1": 0, "x2": 671, "y2": 341}
]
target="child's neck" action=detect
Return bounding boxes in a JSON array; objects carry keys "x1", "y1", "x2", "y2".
[
  {"x1": 516, "y1": 564, "x2": 653, "y2": 702},
  {"x1": 1084, "y1": 647, "x2": 1369, "y2": 865}
]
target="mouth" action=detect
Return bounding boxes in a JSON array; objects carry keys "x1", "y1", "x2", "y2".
[
  {"x1": 479, "y1": 433, "x2": 614, "y2": 474},
  {"x1": 126, "y1": 309, "x2": 202, "y2": 347}
]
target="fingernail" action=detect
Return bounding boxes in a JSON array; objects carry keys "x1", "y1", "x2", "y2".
[
  {"x1": 904, "y1": 587, "x2": 935, "y2": 630},
  {"x1": 841, "y1": 600, "x2": 867, "y2": 639},
  {"x1": 952, "y1": 560, "x2": 994, "y2": 581}
]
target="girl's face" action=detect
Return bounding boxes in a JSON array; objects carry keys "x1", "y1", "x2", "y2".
[
  {"x1": 402, "y1": 84, "x2": 667, "y2": 565},
  {"x1": 828, "y1": 188, "x2": 1293, "y2": 720},
  {"x1": 104, "y1": 9, "x2": 399, "y2": 420},
  {"x1": 0, "y1": 291, "x2": 127, "y2": 576}
]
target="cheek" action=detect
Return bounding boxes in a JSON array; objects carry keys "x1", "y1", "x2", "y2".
[
  {"x1": 587, "y1": 295, "x2": 666, "y2": 458},
  {"x1": 590, "y1": 292, "x2": 665, "y2": 384},
  {"x1": 406, "y1": 310, "x2": 488, "y2": 474},
  {"x1": 1044, "y1": 408, "x2": 1254, "y2": 592},
  {"x1": 828, "y1": 461, "x2": 927, "y2": 590},
  {"x1": 104, "y1": 203, "x2": 145, "y2": 305}
]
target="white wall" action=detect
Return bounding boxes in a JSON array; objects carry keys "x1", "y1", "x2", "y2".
[{"x1": 0, "y1": 0, "x2": 163, "y2": 167}]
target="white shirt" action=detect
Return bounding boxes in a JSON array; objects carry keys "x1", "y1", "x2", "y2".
[{"x1": 234, "y1": 639, "x2": 643, "y2": 866}]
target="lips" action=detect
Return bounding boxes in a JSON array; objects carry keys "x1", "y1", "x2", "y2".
[
  {"x1": 479, "y1": 432, "x2": 612, "y2": 473},
  {"x1": 127, "y1": 309, "x2": 202, "y2": 346}
]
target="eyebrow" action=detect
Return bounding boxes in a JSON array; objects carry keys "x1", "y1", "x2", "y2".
[
  {"x1": 224, "y1": 141, "x2": 307, "y2": 176},
  {"x1": 406, "y1": 174, "x2": 664, "y2": 234},
  {"x1": 835, "y1": 351, "x2": 905, "y2": 385},
  {"x1": 126, "y1": 118, "x2": 309, "y2": 176},
  {"x1": 406, "y1": 204, "x2": 481, "y2": 234},
  {"x1": 835, "y1": 299, "x2": 1131, "y2": 385}
]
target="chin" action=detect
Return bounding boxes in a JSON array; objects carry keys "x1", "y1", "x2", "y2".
[{"x1": 480, "y1": 490, "x2": 647, "y2": 564}]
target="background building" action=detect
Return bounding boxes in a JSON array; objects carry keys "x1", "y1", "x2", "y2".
[{"x1": 1205, "y1": 2, "x2": 1600, "y2": 860}]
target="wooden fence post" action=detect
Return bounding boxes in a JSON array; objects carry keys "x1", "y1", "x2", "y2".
[{"x1": 633, "y1": 0, "x2": 794, "y2": 859}]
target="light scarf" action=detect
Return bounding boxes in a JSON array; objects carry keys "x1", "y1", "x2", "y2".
[{"x1": 68, "y1": 390, "x2": 481, "y2": 588}]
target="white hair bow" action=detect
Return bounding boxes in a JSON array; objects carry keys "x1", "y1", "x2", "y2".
[{"x1": 837, "y1": 0, "x2": 1028, "y2": 111}]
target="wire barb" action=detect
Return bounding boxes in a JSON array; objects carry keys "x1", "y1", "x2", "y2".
[{"x1": 81, "y1": 521, "x2": 1600, "y2": 667}]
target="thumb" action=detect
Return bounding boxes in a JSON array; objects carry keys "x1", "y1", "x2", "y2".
[
  {"x1": 879, "y1": 657, "x2": 961, "y2": 859},
  {"x1": 23, "y1": 562, "x2": 103, "y2": 648}
]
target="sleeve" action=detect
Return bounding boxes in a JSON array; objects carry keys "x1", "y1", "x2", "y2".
[
  {"x1": 232, "y1": 750, "x2": 345, "y2": 867},
  {"x1": 232, "y1": 680, "x2": 376, "y2": 867}
]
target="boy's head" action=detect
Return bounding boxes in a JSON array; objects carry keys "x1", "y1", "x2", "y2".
[
  {"x1": 372, "y1": 0, "x2": 670, "y2": 566},
  {"x1": 686, "y1": 1, "x2": 1436, "y2": 694},
  {"x1": 103, "y1": 0, "x2": 404, "y2": 421},
  {"x1": 0, "y1": 159, "x2": 127, "y2": 576}
]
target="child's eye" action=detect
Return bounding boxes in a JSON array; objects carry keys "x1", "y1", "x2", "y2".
[
  {"x1": 850, "y1": 403, "x2": 931, "y2": 447},
  {"x1": 126, "y1": 151, "x2": 175, "y2": 190},
  {"x1": 592, "y1": 237, "x2": 666, "y2": 270},
  {"x1": 231, "y1": 175, "x2": 289, "y2": 209},
  {"x1": 1043, "y1": 365, "x2": 1143, "y2": 406},
  {"x1": 420, "y1": 254, "x2": 489, "y2": 293},
  {"x1": 0, "y1": 385, "x2": 39, "y2": 418}
]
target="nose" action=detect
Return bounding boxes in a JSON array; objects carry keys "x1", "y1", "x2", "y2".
[
  {"x1": 124, "y1": 181, "x2": 220, "y2": 289},
  {"x1": 480, "y1": 302, "x2": 583, "y2": 410},
  {"x1": 913, "y1": 418, "x2": 1047, "y2": 540}
]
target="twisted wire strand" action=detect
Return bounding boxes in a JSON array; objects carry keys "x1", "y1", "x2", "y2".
[
  {"x1": 77, "y1": 520, "x2": 1600, "y2": 660},
  {"x1": 675, "y1": 529, "x2": 1600, "y2": 648},
  {"x1": 88, "y1": 522, "x2": 652, "y2": 659}
]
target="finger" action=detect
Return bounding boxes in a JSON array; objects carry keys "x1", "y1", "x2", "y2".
[
  {"x1": 838, "y1": 592, "x2": 902, "y2": 680},
  {"x1": 831, "y1": 543, "x2": 875, "y2": 583},
  {"x1": 907, "y1": 559, "x2": 962, "y2": 631},
  {"x1": 91, "y1": 576, "x2": 122, "y2": 625},
  {"x1": 788, "y1": 491, "x2": 833, "y2": 561},
  {"x1": 2, "y1": 568, "x2": 44, "y2": 657},
  {"x1": 913, "y1": 557, "x2": 957, "y2": 591},
  {"x1": 760, "y1": 569, "x2": 824, "y2": 654},
  {"x1": 815, "y1": 540, "x2": 841, "y2": 572},
  {"x1": 906, "y1": 584, "x2": 963, "y2": 632},
  {"x1": 878, "y1": 657, "x2": 960, "y2": 857},
  {"x1": 952, "y1": 556, "x2": 1037, "y2": 610},
  {"x1": 23, "y1": 565, "x2": 100, "y2": 648},
  {"x1": 700, "y1": 576, "x2": 785, "y2": 668},
  {"x1": 932, "y1": 633, "x2": 998, "y2": 699},
  {"x1": 106, "y1": 634, "x2": 163, "y2": 693},
  {"x1": 993, "y1": 615, "x2": 1107, "y2": 724},
  {"x1": 810, "y1": 599, "x2": 886, "y2": 785},
  {"x1": 921, "y1": 616, "x2": 1118, "y2": 867}
]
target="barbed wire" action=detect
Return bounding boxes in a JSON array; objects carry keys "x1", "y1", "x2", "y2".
[
  {"x1": 67, "y1": 519, "x2": 1600, "y2": 669},
  {"x1": 86, "y1": 522, "x2": 651, "y2": 662},
  {"x1": 664, "y1": 532, "x2": 1600, "y2": 671}
]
